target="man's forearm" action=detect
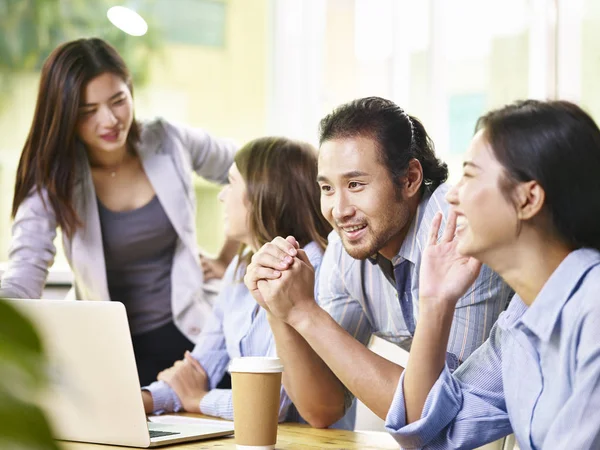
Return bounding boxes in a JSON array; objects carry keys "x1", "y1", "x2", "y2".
[
  {"x1": 268, "y1": 314, "x2": 346, "y2": 428},
  {"x1": 289, "y1": 303, "x2": 404, "y2": 420}
]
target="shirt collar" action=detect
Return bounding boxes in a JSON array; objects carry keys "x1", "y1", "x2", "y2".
[
  {"x1": 519, "y1": 248, "x2": 600, "y2": 342},
  {"x1": 367, "y1": 188, "x2": 434, "y2": 267}
]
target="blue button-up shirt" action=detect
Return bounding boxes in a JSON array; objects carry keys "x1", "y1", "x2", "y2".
[
  {"x1": 318, "y1": 184, "x2": 513, "y2": 365},
  {"x1": 385, "y1": 248, "x2": 600, "y2": 450},
  {"x1": 144, "y1": 241, "x2": 355, "y2": 430},
  {"x1": 145, "y1": 242, "x2": 322, "y2": 421}
]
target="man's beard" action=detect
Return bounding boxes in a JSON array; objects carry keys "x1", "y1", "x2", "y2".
[
  {"x1": 338, "y1": 215, "x2": 405, "y2": 260},
  {"x1": 339, "y1": 227, "x2": 386, "y2": 260}
]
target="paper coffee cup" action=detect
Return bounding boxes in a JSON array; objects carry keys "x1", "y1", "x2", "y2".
[{"x1": 229, "y1": 357, "x2": 284, "y2": 450}]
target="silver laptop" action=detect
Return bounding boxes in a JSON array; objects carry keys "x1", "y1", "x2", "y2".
[{"x1": 7, "y1": 298, "x2": 234, "y2": 447}]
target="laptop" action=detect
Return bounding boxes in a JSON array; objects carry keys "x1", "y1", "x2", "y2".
[{"x1": 7, "y1": 298, "x2": 234, "y2": 447}]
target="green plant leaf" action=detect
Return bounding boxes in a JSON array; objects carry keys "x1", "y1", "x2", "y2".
[
  {"x1": 0, "y1": 299, "x2": 58, "y2": 448},
  {"x1": 0, "y1": 299, "x2": 46, "y2": 387},
  {"x1": 0, "y1": 391, "x2": 60, "y2": 450}
]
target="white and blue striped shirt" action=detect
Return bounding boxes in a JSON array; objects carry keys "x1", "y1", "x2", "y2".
[
  {"x1": 144, "y1": 242, "x2": 339, "y2": 424},
  {"x1": 318, "y1": 184, "x2": 513, "y2": 366},
  {"x1": 386, "y1": 248, "x2": 600, "y2": 450}
]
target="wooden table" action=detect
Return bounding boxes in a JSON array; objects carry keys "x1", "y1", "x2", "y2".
[{"x1": 60, "y1": 421, "x2": 399, "y2": 449}]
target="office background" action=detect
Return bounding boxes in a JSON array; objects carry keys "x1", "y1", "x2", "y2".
[{"x1": 0, "y1": 0, "x2": 598, "y2": 270}]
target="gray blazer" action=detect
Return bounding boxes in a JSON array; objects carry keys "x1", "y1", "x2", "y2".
[{"x1": 0, "y1": 118, "x2": 237, "y2": 342}]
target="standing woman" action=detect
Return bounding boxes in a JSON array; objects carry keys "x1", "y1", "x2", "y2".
[
  {"x1": 141, "y1": 137, "x2": 355, "y2": 427},
  {"x1": 0, "y1": 38, "x2": 238, "y2": 386},
  {"x1": 385, "y1": 100, "x2": 600, "y2": 449}
]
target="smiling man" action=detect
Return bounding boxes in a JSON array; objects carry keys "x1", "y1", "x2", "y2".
[{"x1": 244, "y1": 97, "x2": 513, "y2": 427}]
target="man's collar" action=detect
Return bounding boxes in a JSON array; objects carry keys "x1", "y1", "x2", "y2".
[{"x1": 367, "y1": 189, "x2": 433, "y2": 267}]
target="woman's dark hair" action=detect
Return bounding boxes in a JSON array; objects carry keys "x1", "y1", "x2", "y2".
[
  {"x1": 318, "y1": 96, "x2": 448, "y2": 194},
  {"x1": 12, "y1": 38, "x2": 140, "y2": 237},
  {"x1": 476, "y1": 99, "x2": 600, "y2": 251},
  {"x1": 234, "y1": 137, "x2": 332, "y2": 269}
]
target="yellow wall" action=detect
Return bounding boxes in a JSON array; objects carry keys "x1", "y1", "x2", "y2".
[{"x1": 0, "y1": 0, "x2": 270, "y2": 262}]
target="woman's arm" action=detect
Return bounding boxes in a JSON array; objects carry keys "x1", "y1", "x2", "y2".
[
  {"x1": 172, "y1": 122, "x2": 237, "y2": 184},
  {"x1": 403, "y1": 212, "x2": 482, "y2": 422},
  {"x1": 386, "y1": 321, "x2": 512, "y2": 449},
  {"x1": 144, "y1": 262, "x2": 234, "y2": 414},
  {"x1": 386, "y1": 212, "x2": 512, "y2": 448},
  {"x1": 0, "y1": 189, "x2": 58, "y2": 299}
]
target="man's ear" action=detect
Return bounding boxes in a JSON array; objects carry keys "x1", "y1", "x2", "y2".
[
  {"x1": 401, "y1": 158, "x2": 424, "y2": 199},
  {"x1": 515, "y1": 180, "x2": 545, "y2": 220}
]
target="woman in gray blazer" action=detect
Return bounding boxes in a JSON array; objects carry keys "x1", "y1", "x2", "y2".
[{"x1": 0, "y1": 38, "x2": 238, "y2": 386}]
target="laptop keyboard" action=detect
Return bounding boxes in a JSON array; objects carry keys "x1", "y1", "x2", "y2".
[{"x1": 149, "y1": 429, "x2": 180, "y2": 438}]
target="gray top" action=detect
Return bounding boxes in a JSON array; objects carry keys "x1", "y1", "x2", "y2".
[
  {"x1": 98, "y1": 195, "x2": 177, "y2": 335},
  {"x1": 0, "y1": 118, "x2": 237, "y2": 343}
]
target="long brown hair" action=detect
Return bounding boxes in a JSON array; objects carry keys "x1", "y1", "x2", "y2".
[
  {"x1": 234, "y1": 137, "x2": 332, "y2": 270},
  {"x1": 12, "y1": 38, "x2": 140, "y2": 237}
]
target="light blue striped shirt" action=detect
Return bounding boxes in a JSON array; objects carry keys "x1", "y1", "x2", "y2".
[
  {"x1": 385, "y1": 248, "x2": 600, "y2": 450},
  {"x1": 144, "y1": 242, "x2": 355, "y2": 429},
  {"x1": 318, "y1": 184, "x2": 513, "y2": 367}
]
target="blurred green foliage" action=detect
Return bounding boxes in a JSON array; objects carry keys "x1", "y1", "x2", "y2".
[
  {"x1": 0, "y1": 0, "x2": 163, "y2": 110},
  {"x1": 0, "y1": 299, "x2": 59, "y2": 449}
]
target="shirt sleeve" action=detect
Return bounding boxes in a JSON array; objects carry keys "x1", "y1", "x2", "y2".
[
  {"x1": 192, "y1": 292, "x2": 231, "y2": 418},
  {"x1": 143, "y1": 298, "x2": 228, "y2": 415},
  {"x1": 316, "y1": 234, "x2": 372, "y2": 411},
  {"x1": 169, "y1": 121, "x2": 237, "y2": 184},
  {"x1": 385, "y1": 317, "x2": 512, "y2": 449},
  {"x1": 192, "y1": 268, "x2": 233, "y2": 389},
  {"x1": 317, "y1": 233, "x2": 373, "y2": 346},
  {"x1": 143, "y1": 380, "x2": 182, "y2": 414},
  {"x1": 200, "y1": 244, "x2": 323, "y2": 421},
  {"x1": 446, "y1": 263, "x2": 513, "y2": 364},
  {"x1": 542, "y1": 304, "x2": 600, "y2": 449},
  {"x1": 0, "y1": 188, "x2": 57, "y2": 299},
  {"x1": 145, "y1": 263, "x2": 236, "y2": 415},
  {"x1": 199, "y1": 340, "x2": 294, "y2": 423}
]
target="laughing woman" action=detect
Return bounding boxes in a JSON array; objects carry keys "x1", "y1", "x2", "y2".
[{"x1": 386, "y1": 100, "x2": 600, "y2": 449}]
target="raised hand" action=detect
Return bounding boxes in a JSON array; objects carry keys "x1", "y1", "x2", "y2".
[
  {"x1": 157, "y1": 351, "x2": 209, "y2": 413},
  {"x1": 419, "y1": 211, "x2": 482, "y2": 308}
]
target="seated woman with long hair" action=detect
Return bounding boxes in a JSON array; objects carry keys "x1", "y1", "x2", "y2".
[
  {"x1": 385, "y1": 100, "x2": 600, "y2": 449},
  {"x1": 142, "y1": 137, "x2": 354, "y2": 429}
]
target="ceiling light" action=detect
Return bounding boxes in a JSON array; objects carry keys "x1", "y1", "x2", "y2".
[{"x1": 107, "y1": 6, "x2": 148, "y2": 36}]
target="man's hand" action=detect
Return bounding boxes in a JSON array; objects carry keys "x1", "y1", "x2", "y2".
[
  {"x1": 157, "y1": 351, "x2": 209, "y2": 413},
  {"x1": 244, "y1": 236, "x2": 300, "y2": 308},
  {"x1": 256, "y1": 248, "x2": 319, "y2": 327}
]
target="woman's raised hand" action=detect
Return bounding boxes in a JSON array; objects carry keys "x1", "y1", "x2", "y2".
[{"x1": 419, "y1": 211, "x2": 482, "y2": 308}]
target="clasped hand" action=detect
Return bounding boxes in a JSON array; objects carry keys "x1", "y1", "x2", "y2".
[
  {"x1": 157, "y1": 351, "x2": 209, "y2": 413},
  {"x1": 244, "y1": 236, "x2": 318, "y2": 326}
]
